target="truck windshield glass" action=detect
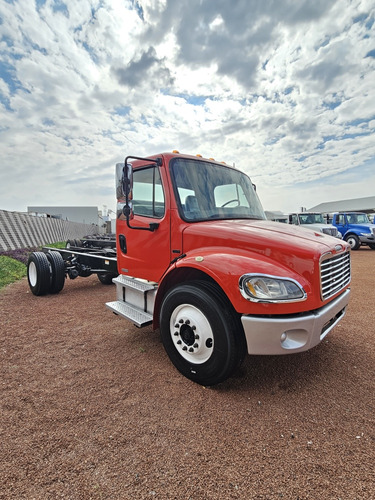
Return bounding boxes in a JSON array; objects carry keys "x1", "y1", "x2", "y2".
[
  {"x1": 347, "y1": 213, "x2": 369, "y2": 224},
  {"x1": 171, "y1": 158, "x2": 265, "y2": 221},
  {"x1": 298, "y1": 213, "x2": 325, "y2": 224}
]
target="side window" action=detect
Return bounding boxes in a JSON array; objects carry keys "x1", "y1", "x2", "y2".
[
  {"x1": 133, "y1": 167, "x2": 165, "y2": 218},
  {"x1": 291, "y1": 214, "x2": 298, "y2": 225},
  {"x1": 337, "y1": 215, "x2": 344, "y2": 225}
]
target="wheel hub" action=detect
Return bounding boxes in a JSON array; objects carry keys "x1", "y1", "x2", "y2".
[
  {"x1": 179, "y1": 323, "x2": 195, "y2": 346},
  {"x1": 170, "y1": 305, "x2": 214, "y2": 364}
]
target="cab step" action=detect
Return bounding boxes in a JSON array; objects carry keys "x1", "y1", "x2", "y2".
[
  {"x1": 106, "y1": 300, "x2": 153, "y2": 327},
  {"x1": 106, "y1": 275, "x2": 158, "y2": 328}
]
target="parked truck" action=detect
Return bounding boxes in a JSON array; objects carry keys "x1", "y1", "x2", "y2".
[
  {"x1": 329, "y1": 212, "x2": 375, "y2": 250},
  {"x1": 288, "y1": 212, "x2": 341, "y2": 238},
  {"x1": 27, "y1": 236, "x2": 118, "y2": 296},
  {"x1": 27, "y1": 152, "x2": 351, "y2": 386}
]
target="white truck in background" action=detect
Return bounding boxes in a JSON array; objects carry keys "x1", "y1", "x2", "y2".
[{"x1": 288, "y1": 212, "x2": 342, "y2": 239}]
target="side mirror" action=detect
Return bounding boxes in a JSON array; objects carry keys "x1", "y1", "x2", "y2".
[
  {"x1": 116, "y1": 162, "x2": 133, "y2": 220},
  {"x1": 116, "y1": 163, "x2": 125, "y2": 201},
  {"x1": 122, "y1": 161, "x2": 133, "y2": 199},
  {"x1": 117, "y1": 155, "x2": 162, "y2": 232},
  {"x1": 122, "y1": 161, "x2": 133, "y2": 220}
]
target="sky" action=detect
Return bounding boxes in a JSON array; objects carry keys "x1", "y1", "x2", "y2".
[{"x1": 0, "y1": 0, "x2": 374, "y2": 216}]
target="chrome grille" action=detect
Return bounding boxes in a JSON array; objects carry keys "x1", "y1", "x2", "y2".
[
  {"x1": 322, "y1": 227, "x2": 336, "y2": 236},
  {"x1": 320, "y1": 251, "x2": 351, "y2": 300}
]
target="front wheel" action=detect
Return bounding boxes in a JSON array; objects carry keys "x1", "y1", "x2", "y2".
[
  {"x1": 160, "y1": 281, "x2": 246, "y2": 386},
  {"x1": 345, "y1": 234, "x2": 360, "y2": 250}
]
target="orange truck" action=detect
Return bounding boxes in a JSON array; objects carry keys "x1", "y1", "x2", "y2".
[{"x1": 105, "y1": 151, "x2": 351, "y2": 385}]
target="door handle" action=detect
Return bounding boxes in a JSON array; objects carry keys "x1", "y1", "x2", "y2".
[{"x1": 119, "y1": 234, "x2": 127, "y2": 254}]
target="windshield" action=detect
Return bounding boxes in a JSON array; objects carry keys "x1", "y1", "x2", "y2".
[
  {"x1": 170, "y1": 158, "x2": 265, "y2": 221},
  {"x1": 347, "y1": 213, "x2": 369, "y2": 224},
  {"x1": 298, "y1": 213, "x2": 325, "y2": 224}
]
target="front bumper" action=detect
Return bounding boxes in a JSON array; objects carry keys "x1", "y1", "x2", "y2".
[
  {"x1": 241, "y1": 288, "x2": 350, "y2": 355},
  {"x1": 359, "y1": 234, "x2": 375, "y2": 244}
]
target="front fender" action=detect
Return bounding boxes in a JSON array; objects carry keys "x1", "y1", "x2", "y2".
[{"x1": 173, "y1": 247, "x2": 315, "y2": 315}]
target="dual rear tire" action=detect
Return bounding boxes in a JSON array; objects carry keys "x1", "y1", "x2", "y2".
[
  {"x1": 97, "y1": 272, "x2": 117, "y2": 285},
  {"x1": 27, "y1": 251, "x2": 65, "y2": 296}
]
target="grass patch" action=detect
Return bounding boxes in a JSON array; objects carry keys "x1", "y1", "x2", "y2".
[
  {"x1": 0, "y1": 256, "x2": 27, "y2": 290},
  {"x1": 0, "y1": 241, "x2": 66, "y2": 290},
  {"x1": 44, "y1": 241, "x2": 66, "y2": 249}
]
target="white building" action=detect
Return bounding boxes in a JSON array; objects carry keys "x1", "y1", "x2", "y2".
[{"x1": 27, "y1": 206, "x2": 101, "y2": 226}]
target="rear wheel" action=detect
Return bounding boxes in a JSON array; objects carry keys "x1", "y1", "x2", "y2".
[
  {"x1": 97, "y1": 272, "x2": 117, "y2": 284},
  {"x1": 368, "y1": 243, "x2": 375, "y2": 250},
  {"x1": 345, "y1": 234, "x2": 360, "y2": 250},
  {"x1": 27, "y1": 252, "x2": 51, "y2": 296},
  {"x1": 160, "y1": 280, "x2": 246, "y2": 386},
  {"x1": 46, "y1": 251, "x2": 65, "y2": 294}
]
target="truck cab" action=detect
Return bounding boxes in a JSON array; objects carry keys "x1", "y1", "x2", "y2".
[
  {"x1": 106, "y1": 152, "x2": 351, "y2": 385},
  {"x1": 289, "y1": 212, "x2": 341, "y2": 238}
]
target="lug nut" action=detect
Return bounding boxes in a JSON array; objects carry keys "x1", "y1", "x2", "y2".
[
  {"x1": 182, "y1": 346, "x2": 187, "y2": 351},
  {"x1": 188, "y1": 347, "x2": 194, "y2": 352},
  {"x1": 175, "y1": 324, "x2": 179, "y2": 328},
  {"x1": 177, "y1": 340, "x2": 182, "y2": 345},
  {"x1": 193, "y1": 343, "x2": 198, "y2": 348},
  {"x1": 179, "y1": 319, "x2": 184, "y2": 324},
  {"x1": 192, "y1": 325, "x2": 196, "y2": 330},
  {"x1": 185, "y1": 319, "x2": 190, "y2": 325},
  {"x1": 195, "y1": 334, "x2": 199, "y2": 340}
]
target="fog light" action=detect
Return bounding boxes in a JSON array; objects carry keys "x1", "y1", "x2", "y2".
[{"x1": 280, "y1": 329, "x2": 308, "y2": 350}]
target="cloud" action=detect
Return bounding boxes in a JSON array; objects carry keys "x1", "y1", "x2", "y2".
[
  {"x1": 112, "y1": 47, "x2": 174, "y2": 90},
  {"x1": 0, "y1": 0, "x2": 374, "y2": 215}
]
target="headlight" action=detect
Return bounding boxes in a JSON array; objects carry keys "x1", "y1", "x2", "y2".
[
  {"x1": 239, "y1": 274, "x2": 306, "y2": 302},
  {"x1": 360, "y1": 232, "x2": 371, "y2": 236}
]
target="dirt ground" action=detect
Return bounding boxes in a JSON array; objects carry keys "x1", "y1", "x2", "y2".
[{"x1": 0, "y1": 248, "x2": 374, "y2": 500}]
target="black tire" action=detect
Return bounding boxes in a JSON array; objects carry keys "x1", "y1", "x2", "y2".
[
  {"x1": 159, "y1": 280, "x2": 247, "y2": 386},
  {"x1": 79, "y1": 270, "x2": 92, "y2": 278},
  {"x1": 27, "y1": 252, "x2": 51, "y2": 296},
  {"x1": 46, "y1": 251, "x2": 65, "y2": 294},
  {"x1": 368, "y1": 243, "x2": 375, "y2": 250},
  {"x1": 97, "y1": 272, "x2": 117, "y2": 285},
  {"x1": 66, "y1": 240, "x2": 73, "y2": 249},
  {"x1": 345, "y1": 234, "x2": 360, "y2": 250}
]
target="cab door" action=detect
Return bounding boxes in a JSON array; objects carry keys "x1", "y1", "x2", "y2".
[
  {"x1": 335, "y1": 214, "x2": 346, "y2": 237},
  {"x1": 116, "y1": 164, "x2": 171, "y2": 282}
]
